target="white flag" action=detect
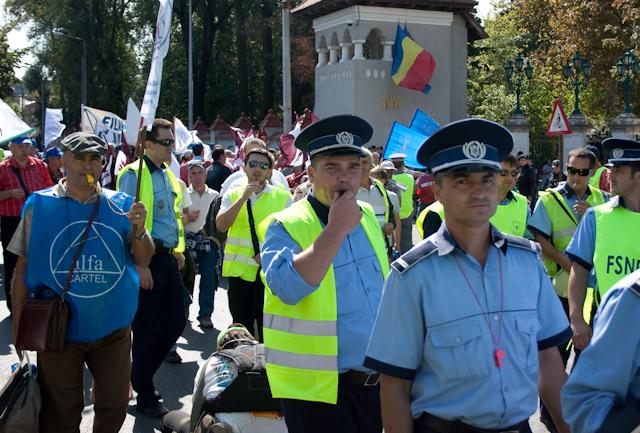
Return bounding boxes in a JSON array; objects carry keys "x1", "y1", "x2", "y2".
[
  {"x1": 44, "y1": 108, "x2": 65, "y2": 148},
  {"x1": 124, "y1": 98, "x2": 141, "y2": 145},
  {"x1": 173, "y1": 117, "x2": 203, "y2": 153},
  {"x1": 0, "y1": 98, "x2": 35, "y2": 145},
  {"x1": 141, "y1": 0, "x2": 173, "y2": 128},
  {"x1": 81, "y1": 105, "x2": 125, "y2": 145}
]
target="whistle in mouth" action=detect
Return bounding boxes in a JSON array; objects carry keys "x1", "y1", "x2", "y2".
[{"x1": 86, "y1": 174, "x2": 95, "y2": 184}]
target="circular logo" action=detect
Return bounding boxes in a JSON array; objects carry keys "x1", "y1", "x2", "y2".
[
  {"x1": 50, "y1": 221, "x2": 127, "y2": 298},
  {"x1": 462, "y1": 141, "x2": 487, "y2": 159},
  {"x1": 336, "y1": 131, "x2": 354, "y2": 146},
  {"x1": 612, "y1": 148, "x2": 625, "y2": 159}
]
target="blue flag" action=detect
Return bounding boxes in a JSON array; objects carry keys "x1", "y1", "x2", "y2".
[
  {"x1": 409, "y1": 109, "x2": 440, "y2": 136},
  {"x1": 383, "y1": 121, "x2": 427, "y2": 169}
]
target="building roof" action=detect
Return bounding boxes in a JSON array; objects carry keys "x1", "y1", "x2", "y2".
[{"x1": 291, "y1": 0, "x2": 486, "y2": 40}]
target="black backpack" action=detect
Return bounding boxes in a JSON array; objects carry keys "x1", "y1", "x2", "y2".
[{"x1": 202, "y1": 195, "x2": 227, "y2": 246}]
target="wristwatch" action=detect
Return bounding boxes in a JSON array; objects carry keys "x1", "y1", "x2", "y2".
[{"x1": 135, "y1": 230, "x2": 150, "y2": 241}]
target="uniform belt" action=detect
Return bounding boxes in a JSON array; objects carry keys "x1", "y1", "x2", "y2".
[
  {"x1": 339, "y1": 371, "x2": 380, "y2": 387},
  {"x1": 414, "y1": 413, "x2": 524, "y2": 433},
  {"x1": 153, "y1": 239, "x2": 174, "y2": 254}
]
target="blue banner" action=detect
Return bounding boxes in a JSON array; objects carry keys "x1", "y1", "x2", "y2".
[
  {"x1": 409, "y1": 109, "x2": 440, "y2": 136},
  {"x1": 383, "y1": 121, "x2": 427, "y2": 169}
]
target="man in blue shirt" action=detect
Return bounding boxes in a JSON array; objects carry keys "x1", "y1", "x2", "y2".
[
  {"x1": 562, "y1": 269, "x2": 640, "y2": 433},
  {"x1": 365, "y1": 119, "x2": 571, "y2": 433},
  {"x1": 261, "y1": 115, "x2": 389, "y2": 433}
]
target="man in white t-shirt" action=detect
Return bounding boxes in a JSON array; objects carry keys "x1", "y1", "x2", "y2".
[{"x1": 184, "y1": 160, "x2": 220, "y2": 328}]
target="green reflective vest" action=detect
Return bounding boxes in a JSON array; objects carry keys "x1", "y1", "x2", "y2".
[
  {"x1": 593, "y1": 200, "x2": 640, "y2": 296},
  {"x1": 589, "y1": 166, "x2": 607, "y2": 189},
  {"x1": 393, "y1": 172, "x2": 415, "y2": 219},
  {"x1": 222, "y1": 186, "x2": 291, "y2": 282},
  {"x1": 538, "y1": 186, "x2": 605, "y2": 278},
  {"x1": 416, "y1": 193, "x2": 528, "y2": 239},
  {"x1": 260, "y1": 199, "x2": 389, "y2": 404},
  {"x1": 116, "y1": 159, "x2": 185, "y2": 252}
]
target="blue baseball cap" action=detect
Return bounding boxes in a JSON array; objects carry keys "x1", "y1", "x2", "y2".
[{"x1": 45, "y1": 147, "x2": 63, "y2": 159}]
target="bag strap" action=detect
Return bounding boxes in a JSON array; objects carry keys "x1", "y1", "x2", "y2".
[
  {"x1": 246, "y1": 200, "x2": 260, "y2": 258},
  {"x1": 11, "y1": 166, "x2": 29, "y2": 197},
  {"x1": 61, "y1": 196, "x2": 102, "y2": 299},
  {"x1": 548, "y1": 190, "x2": 578, "y2": 226}
]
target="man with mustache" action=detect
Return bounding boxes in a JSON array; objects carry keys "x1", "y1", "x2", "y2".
[
  {"x1": 259, "y1": 115, "x2": 389, "y2": 433},
  {"x1": 216, "y1": 147, "x2": 291, "y2": 342},
  {"x1": 365, "y1": 118, "x2": 571, "y2": 433}
]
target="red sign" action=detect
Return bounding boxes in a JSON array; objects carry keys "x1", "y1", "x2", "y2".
[{"x1": 546, "y1": 99, "x2": 572, "y2": 136}]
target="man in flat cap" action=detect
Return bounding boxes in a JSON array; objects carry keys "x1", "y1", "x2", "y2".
[
  {"x1": 365, "y1": 118, "x2": 570, "y2": 433},
  {"x1": 10, "y1": 132, "x2": 153, "y2": 433},
  {"x1": 259, "y1": 115, "x2": 389, "y2": 433},
  {"x1": 0, "y1": 135, "x2": 53, "y2": 311}
]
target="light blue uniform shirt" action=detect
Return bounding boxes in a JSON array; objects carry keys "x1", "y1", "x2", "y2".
[
  {"x1": 261, "y1": 195, "x2": 385, "y2": 373},
  {"x1": 562, "y1": 270, "x2": 640, "y2": 433},
  {"x1": 364, "y1": 224, "x2": 571, "y2": 429},
  {"x1": 118, "y1": 156, "x2": 179, "y2": 248}
]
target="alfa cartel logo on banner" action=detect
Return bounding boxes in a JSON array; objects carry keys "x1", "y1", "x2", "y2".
[{"x1": 81, "y1": 105, "x2": 126, "y2": 145}]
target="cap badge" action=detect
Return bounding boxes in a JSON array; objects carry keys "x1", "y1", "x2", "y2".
[
  {"x1": 612, "y1": 148, "x2": 624, "y2": 159},
  {"x1": 336, "y1": 131, "x2": 354, "y2": 146},
  {"x1": 462, "y1": 141, "x2": 487, "y2": 160}
]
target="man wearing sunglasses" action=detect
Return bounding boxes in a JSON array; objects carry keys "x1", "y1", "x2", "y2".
[
  {"x1": 416, "y1": 154, "x2": 531, "y2": 239},
  {"x1": 529, "y1": 148, "x2": 607, "y2": 374},
  {"x1": 116, "y1": 118, "x2": 188, "y2": 418},
  {"x1": 216, "y1": 148, "x2": 291, "y2": 342}
]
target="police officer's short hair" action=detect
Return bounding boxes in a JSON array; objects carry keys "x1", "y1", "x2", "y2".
[
  {"x1": 500, "y1": 154, "x2": 517, "y2": 167},
  {"x1": 568, "y1": 147, "x2": 596, "y2": 168},
  {"x1": 144, "y1": 118, "x2": 173, "y2": 141},
  {"x1": 245, "y1": 147, "x2": 274, "y2": 168}
]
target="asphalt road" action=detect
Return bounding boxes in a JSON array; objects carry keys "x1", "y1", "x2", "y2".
[{"x1": 0, "y1": 227, "x2": 554, "y2": 433}]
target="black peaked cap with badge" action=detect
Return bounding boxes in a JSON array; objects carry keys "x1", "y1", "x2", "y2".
[
  {"x1": 295, "y1": 114, "x2": 373, "y2": 158},
  {"x1": 417, "y1": 118, "x2": 513, "y2": 174},
  {"x1": 602, "y1": 138, "x2": 640, "y2": 167},
  {"x1": 60, "y1": 132, "x2": 107, "y2": 156}
]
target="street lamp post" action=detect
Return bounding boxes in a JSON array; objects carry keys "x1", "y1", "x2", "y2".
[
  {"x1": 504, "y1": 53, "x2": 533, "y2": 115},
  {"x1": 562, "y1": 51, "x2": 591, "y2": 116},
  {"x1": 52, "y1": 28, "x2": 87, "y2": 107},
  {"x1": 615, "y1": 49, "x2": 639, "y2": 114}
]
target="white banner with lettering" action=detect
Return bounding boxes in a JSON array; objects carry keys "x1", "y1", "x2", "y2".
[{"x1": 81, "y1": 105, "x2": 125, "y2": 146}]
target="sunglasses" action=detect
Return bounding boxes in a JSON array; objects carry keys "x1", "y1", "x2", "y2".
[
  {"x1": 499, "y1": 169, "x2": 519, "y2": 177},
  {"x1": 247, "y1": 160, "x2": 270, "y2": 170},
  {"x1": 151, "y1": 139, "x2": 173, "y2": 146},
  {"x1": 567, "y1": 166, "x2": 591, "y2": 176}
]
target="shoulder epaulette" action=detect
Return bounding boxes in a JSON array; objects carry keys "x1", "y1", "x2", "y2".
[
  {"x1": 504, "y1": 235, "x2": 541, "y2": 254},
  {"x1": 391, "y1": 240, "x2": 438, "y2": 274},
  {"x1": 629, "y1": 279, "x2": 640, "y2": 298}
]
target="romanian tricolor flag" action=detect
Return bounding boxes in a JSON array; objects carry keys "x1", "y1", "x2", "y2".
[{"x1": 391, "y1": 25, "x2": 436, "y2": 94}]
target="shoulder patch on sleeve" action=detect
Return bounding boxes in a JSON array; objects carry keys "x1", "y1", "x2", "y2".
[
  {"x1": 504, "y1": 235, "x2": 541, "y2": 254},
  {"x1": 391, "y1": 240, "x2": 438, "y2": 274}
]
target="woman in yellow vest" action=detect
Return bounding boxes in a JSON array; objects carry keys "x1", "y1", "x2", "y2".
[
  {"x1": 216, "y1": 148, "x2": 291, "y2": 342},
  {"x1": 416, "y1": 154, "x2": 530, "y2": 239},
  {"x1": 567, "y1": 138, "x2": 640, "y2": 351},
  {"x1": 260, "y1": 115, "x2": 389, "y2": 433}
]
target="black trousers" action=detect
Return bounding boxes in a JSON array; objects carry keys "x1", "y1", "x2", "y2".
[
  {"x1": 1, "y1": 216, "x2": 20, "y2": 311},
  {"x1": 281, "y1": 380, "x2": 382, "y2": 433},
  {"x1": 131, "y1": 252, "x2": 187, "y2": 403},
  {"x1": 227, "y1": 276, "x2": 264, "y2": 342}
]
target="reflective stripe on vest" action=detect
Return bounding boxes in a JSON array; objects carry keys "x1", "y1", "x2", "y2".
[
  {"x1": 416, "y1": 201, "x2": 444, "y2": 239},
  {"x1": 589, "y1": 166, "x2": 606, "y2": 188},
  {"x1": 490, "y1": 192, "x2": 528, "y2": 237},
  {"x1": 538, "y1": 186, "x2": 605, "y2": 276},
  {"x1": 372, "y1": 179, "x2": 390, "y2": 225},
  {"x1": 593, "y1": 201, "x2": 640, "y2": 296},
  {"x1": 393, "y1": 172, "x2": 415, "y2": 219},
  {"x1": 115, "y1": 159, "x2": 185, "y2": 252},
  {"x1": 222, "y1": 186, "x2": 291, "y2": 282},
  {"x1": 260, "y1": 199, "x2": 389, "y2": 404}
]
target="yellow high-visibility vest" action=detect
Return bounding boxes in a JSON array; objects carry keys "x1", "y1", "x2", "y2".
[{"x1": 393, "y1": 172, "x2": 415, "y2": 219}]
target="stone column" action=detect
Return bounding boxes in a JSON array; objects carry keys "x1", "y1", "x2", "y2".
[
  {"x1": 340, "y1": 42, "x2": 352, "y2": 63},
  {"x1": 610, "y1": 112, "x2": 640, "y2": 140},
  {"x1": 382, "y1": 41, "x2": 394, "y2": 61},
  {"x1": 316, "y1": 48, "x2": 328, "y2": 68},
  {"x1": 328, "y1": 45, "x2": 339, "y2": 64},
  {"x1": 352, "y1": 40, "x2": 365, "y2": 60},
  {"x1": 562, "y1": 114, "x2": 590, "y2": 169},
  {"x1": 505, "y1": 113, "x2": 530, "y2": 156}
]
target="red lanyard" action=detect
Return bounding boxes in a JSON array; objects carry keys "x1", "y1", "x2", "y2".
[{"x1": 453, "y1": 251, "x2": 506, "y2": 368}]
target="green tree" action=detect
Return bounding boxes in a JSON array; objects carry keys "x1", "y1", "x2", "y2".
[{"x1": 0, "y1": 22, "x2": 24, "y2": 100}]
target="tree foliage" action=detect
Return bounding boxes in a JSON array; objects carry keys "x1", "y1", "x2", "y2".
[{"x1": 0, "y1": 21, "x2": 23, "y2": 100}]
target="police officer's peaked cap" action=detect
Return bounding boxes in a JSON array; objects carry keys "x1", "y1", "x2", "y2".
[
  {"x1": 602, "y1": 138, "x2": 640, "y2": 167},
  {"x1": 417, "y1": 118, "x2": 513, "y2": 174},
  {"x1": 295, "y1": 115, "x2": 373, "y2": 158},
  {"x1": 388, "y1": 152, "x2": 407, "y2": 160},
  {"x1": 61, "y1": 132, "x2": 107, "y2": 156}
]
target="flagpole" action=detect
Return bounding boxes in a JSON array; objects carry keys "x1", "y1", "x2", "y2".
[
  {"x1": 134, "y1": 118, "x2": 147, "y2": 202},
  {"x1": 188, "y1": 0, "x2": 194, "y2": 128},
  {"x1": 281, "y1": 0, "x2": 292, "y2": 132}
]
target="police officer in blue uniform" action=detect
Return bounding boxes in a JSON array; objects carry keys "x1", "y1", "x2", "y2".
[
  {"x1": 364, "y1": 118, "x2": 572, "y2": 433},
  {"x1": 562, "y1": 269, "x2": 640, "y2": 433}
]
